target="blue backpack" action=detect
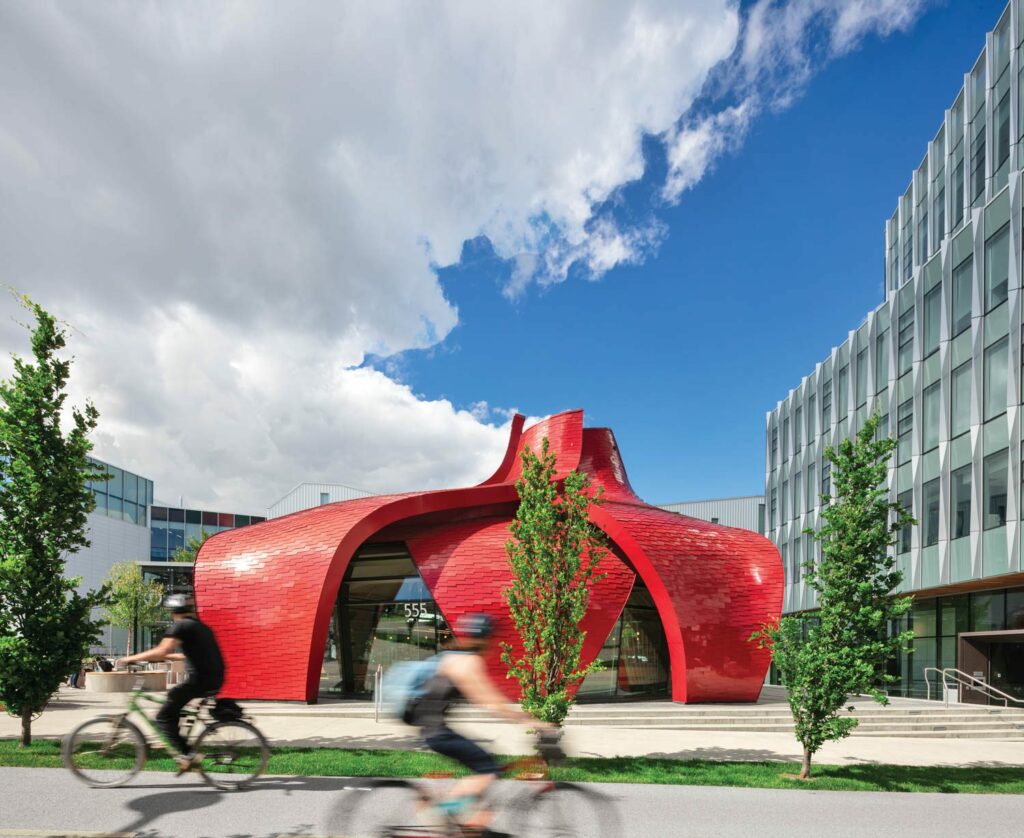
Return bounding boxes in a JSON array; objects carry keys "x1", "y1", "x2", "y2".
[{"x1": 380, "y1": 654, "x2": 444, "y2": 725}]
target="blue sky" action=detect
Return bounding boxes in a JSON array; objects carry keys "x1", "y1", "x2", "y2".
[
  {"x1": 0, "y1": 2, "x2": 1012, "y2": 512},
  {"x1": 395, "y1": 0, "x2": 1009, "y2": 505}
]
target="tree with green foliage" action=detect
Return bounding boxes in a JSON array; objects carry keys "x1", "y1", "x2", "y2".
[
  {"x1": 753, "y1": 413, "x2": 914, "y2": 779},
  {"x1": 501, "y1": 437, "x2": 607, "y2": 724},
  {"x1": 0, "y1": 296, "x2": 108, "y2": 746},
  {"x1": 102, "y1": 562, "x2": 165, "y2": 656},
  {"x1": 170, "y1": 527, "x2": 211, "y2": 563}
]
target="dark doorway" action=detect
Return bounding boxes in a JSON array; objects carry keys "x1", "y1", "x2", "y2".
[{"x1": 957, "y1": 630, "x2": 1024, "y2": 705}]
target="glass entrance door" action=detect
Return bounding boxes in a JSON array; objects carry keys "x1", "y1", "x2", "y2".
[
  {"x1": 577, "y1": 579, "x2": 669, "y2": 700},
  {"x1": 320, "y1": 544, "x2": 450, "y2": 698}
]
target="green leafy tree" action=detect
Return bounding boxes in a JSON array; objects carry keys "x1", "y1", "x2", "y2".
[
  {"x1": 102, "y1": 562, "x2": 165, "y2": 656},
  {"x1": 501, "y1": 437, "x2": 607, "y2": 724},
  {"x1": 0, "y1": 296, "x2": 108, "y2": 746},
  {"x1": 171, "y1": 527, "x2": 211, "y2": 563},
  {"x1": 753, "y1": 413, "x2": 914, "y2": 778}
]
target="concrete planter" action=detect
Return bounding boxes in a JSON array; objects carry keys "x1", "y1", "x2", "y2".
[{"x1": 86, "y1": 671, "x2": 167, "y2": 693}]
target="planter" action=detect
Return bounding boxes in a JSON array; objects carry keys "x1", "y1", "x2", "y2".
[{"x1": 86, "y1": 671, "x2": 167, "y2": 693}]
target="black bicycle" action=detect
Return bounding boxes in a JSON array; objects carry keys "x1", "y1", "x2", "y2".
[
  {"x1": 62, "y1": 673, "x2": 269, "y2": 791},
  {"x1": 332, "y1": 730, "x2": 621, "y2": 837}
]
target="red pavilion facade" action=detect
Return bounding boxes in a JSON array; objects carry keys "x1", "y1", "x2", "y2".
[{"x1": 193, "y1": 410, "x2": 783, "y2": 703}]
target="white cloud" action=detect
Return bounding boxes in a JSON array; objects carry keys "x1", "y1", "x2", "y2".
[
  {"x1": 663, "y1": 101, "x2": 755, "y2": 202},
  {"x1": 661, "y1": 0, "x2": 930, "y2": 204},
  {"x1": 0, "y1": 1, "x2": 930, "y2": 511}
]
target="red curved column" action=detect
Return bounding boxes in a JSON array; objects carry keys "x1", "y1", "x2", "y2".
[
  {"x1": 406, "y1": 517, "x2": 635, "y2": 699},
  {"x1": 597, "y1": 503, "x2": 783, "y2": 702}
]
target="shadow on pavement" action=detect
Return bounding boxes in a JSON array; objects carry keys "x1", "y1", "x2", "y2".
[{"x1": 113, "y1": 786, "x2": 223, "y2": 835}]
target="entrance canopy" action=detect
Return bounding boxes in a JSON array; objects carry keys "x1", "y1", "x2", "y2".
[{"x1": 194, "y1": 409, "x2": 783, "y2": 703}]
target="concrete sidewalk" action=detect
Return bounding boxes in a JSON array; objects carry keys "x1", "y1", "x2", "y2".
[{"x1": 3, "y1": 686, "x2": 1023, "y2": 767}]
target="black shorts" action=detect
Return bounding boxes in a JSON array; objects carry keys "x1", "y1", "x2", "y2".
[{"x1": 424, "y1": 727, "x2": 500, "y2": 776}]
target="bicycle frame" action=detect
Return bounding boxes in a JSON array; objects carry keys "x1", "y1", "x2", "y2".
[{"x1": 115, "y1": 685, "x2": 210, "y2": 758}]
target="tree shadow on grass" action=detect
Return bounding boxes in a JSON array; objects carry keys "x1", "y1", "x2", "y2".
[
  {"x1": 812, "y1": 762, "x2": 1024, "y2": 793},
  {"x1": 638, "y1": 747, "x2": 798, "y2": 763}
]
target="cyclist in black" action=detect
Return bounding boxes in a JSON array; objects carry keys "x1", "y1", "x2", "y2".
[
  {"x1": 414, "y1": 613, "x2": 551, "y2": 833},
  {"x1": 118, "y1": 594, "x2": 225, "y2": 770}
]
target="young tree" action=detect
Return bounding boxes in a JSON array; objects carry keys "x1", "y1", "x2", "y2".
[
  {"x1": 501, "y1": 437, "x2": 607, "y2": 724},
  {"x1": 170, "y1": 527, "x2": 211, "y2": 563},
  {"x1": 0, "y1": 297, "x2": 108, "y2": 746},
  {"x1": 102, "y1": 562, "x2": 165, "y2": 656},
  {"x1": 753, "y1": 413, "x2": 914, "y2": 778}
]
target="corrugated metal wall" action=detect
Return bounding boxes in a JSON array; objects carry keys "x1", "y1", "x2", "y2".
[
  {"x1": 268, "y1": 482, "x2": 374, "y2": 518},
  {"x1": 657, "y1": 496, "x2": 765, "y2": 534}
]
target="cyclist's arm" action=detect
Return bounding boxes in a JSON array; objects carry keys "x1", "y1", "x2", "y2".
[
  {"x1": 443, "y1": 654, "x2": 543, "y2": 725},
  {"x1": 119, "y1": 637, "x2": 180, "y2": 666}
]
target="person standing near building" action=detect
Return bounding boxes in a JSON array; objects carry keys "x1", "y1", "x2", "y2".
[{"x1": 117, "y1": 594, "x2": 225, "y2": 770}]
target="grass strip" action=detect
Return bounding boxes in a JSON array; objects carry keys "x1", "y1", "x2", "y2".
[{"x1": 2, "y1": 739, "x2": 1022, "y2": 794}]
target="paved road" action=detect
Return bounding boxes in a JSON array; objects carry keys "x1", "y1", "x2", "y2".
[{"x1": 0, "y1": 767, "x2": 1021, "y2": 837}]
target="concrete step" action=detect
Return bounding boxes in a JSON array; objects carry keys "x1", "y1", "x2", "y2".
[{"x1": 569, "y1": 716, "x2": 1024, "y2": 726}]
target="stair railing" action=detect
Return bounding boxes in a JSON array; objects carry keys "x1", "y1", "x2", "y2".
[{"x1": 924, "y1": 667, "x2": 1024, "y2": 708}]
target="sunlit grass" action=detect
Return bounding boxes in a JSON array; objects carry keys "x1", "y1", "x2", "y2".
[{"x1": 2, "y1": 738, "x2": 1022, "y2": 794}]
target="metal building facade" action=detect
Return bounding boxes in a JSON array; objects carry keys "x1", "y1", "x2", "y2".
[
  {"x1": 269, "y1": 482, "x2": 374, "y2": 519},
  {"x1": 658, "y1": 496, "x2": 765, "y2": 534}
]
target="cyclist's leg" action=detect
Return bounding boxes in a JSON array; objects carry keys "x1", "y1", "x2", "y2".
[
  {"x1": 424, "y1": 726, "x2": 500, "y2": 827},
  {"x1": 155, "y1": 680, "x2": 204, "y2": 756}
]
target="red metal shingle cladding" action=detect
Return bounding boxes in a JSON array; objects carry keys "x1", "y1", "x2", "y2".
[
  {"x1": 406, "y1": 517, "x2": 635, "y2": 699},
  {"x1": 194, "y1": 409, "x2": 782, "y2": 703}
]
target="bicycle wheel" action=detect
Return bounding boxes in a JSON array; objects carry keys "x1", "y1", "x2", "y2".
[
  {"x1": 510, "y1": 781, "x2": 622, "y2": 837},
  {"x1": 63, "y1": 716, "x2": 147, "y2": 788},
  {"x1": 329, "y1": 778, "x2": 441, "y2": 837},
  {"x1": 194, "y1": 719, "x2": 270, "y2": 790}
]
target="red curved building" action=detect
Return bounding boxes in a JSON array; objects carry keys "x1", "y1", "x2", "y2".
[{"x1": 194, "y1": 410, "x2": 783, "y2": 703}]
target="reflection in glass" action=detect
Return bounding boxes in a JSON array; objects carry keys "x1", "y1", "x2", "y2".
[
  {"x1": 984, "y1": 449, "x2": 1008, "y2": 529},
  {"x1": 950, "y1": 466, "x2": 971, "y2": 540}
]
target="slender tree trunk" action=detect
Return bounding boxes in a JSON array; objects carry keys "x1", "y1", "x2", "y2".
[
  {"x1": 800, "y1": 747, "x2": 812, "y2": 779},
  {"x1": 20, "y1": 708, "x2": 31, "y2": 747}
]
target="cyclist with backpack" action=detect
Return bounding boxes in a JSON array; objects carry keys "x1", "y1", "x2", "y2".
[
  {"x1": 117, "y1": 594, "x2": 227, "y2": 772},
  {"x1": 407, "y1": 613, "x2": 552, "y2": 834}
]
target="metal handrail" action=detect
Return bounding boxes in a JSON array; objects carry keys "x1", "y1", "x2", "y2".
[
  {"x1": 373, "y1": 664, "x2": 383, "y2": 723},
  {"x1": 924, "y1": 667, "x2": 1024, "y2": 707}
]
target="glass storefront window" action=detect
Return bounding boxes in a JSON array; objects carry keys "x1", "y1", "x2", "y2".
[
  {"x1": 940, "y1": 597, "x2": 968, "y2": 637},
  {"x1": 912, "y1": 600, "x2": 937, "y2": 638},
  {"x1": 971, "y1": 592, "x2": 1006, "y2": 631},
  {"x1": 1006, "y1": 588, "x2": 1024, "y2": 629}
]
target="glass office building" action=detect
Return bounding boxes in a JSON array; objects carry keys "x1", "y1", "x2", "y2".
[
  {"x1": 767, "y1": 1, "x2": 1024, "y2": 700},
  {"x1": 149, "y1": 505, "x2": 266, "y2": 561},
  {"x1": 87, "y1": 457, "x2": 153, "y2": 527}
]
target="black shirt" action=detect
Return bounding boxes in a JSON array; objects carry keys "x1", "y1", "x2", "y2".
[{"x1": 166, "y1": 617, "x2": 225, "y2": 689}]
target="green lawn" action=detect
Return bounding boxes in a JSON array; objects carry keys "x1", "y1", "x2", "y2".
[{"x1": 2, "y1": 738, "x2": 1021, "y2": 794}]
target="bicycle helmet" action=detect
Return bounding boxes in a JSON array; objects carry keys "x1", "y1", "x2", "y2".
[
  {"x1": 164, "y1": 593, "x2": 195, "y2": 615},
  {"x1": 455, "y1": 612, "x2": 495, "y2": 640}
]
